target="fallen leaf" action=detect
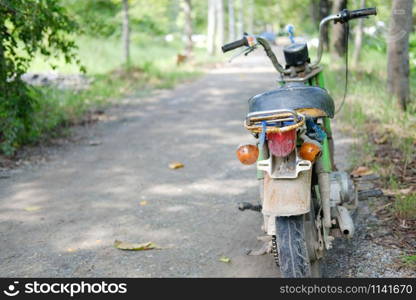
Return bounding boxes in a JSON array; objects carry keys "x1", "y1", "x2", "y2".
[
  {"x1": 375, "y1": 135, "x2": 388, "y2": 145},
  {"x1": 169, "y1": 162, "x2": 184, "y2": 169},
  {"x1": 89, "y1": 140, "x2": 102, "y2": 146},
  {"x1": 381, "y1": 188, "x2": 413, "y2": 197},
  {"x1": 351, "y1": 166, "x2": 374, "y2": 177},
  {"x1": 66, "y1": 248, "x2": 76, "y2": 253},
  {"x1": 24, "y1": 206, "x2": 41, "y2": 212},
  {"x1": 219, "y1": 256, "x2": 231, "y2": 263},
  {"x1": 139, "y1": 201, "x2": 148, "y2": 206},
  {"x1": 114, "y1": 240, "x2": 161, "y2": 251},
  {"x1": 382, "y1": 189, "x2": 396, "y2": 197},
  {"x1": 398, "y1": 188, "x2": 413, "y2": 195},
  {"x1": 400, "y1": 220, "x2": 410, "y2": 229}
]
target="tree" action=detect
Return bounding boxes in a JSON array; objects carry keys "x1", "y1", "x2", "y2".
[
  {"x1": 352, "y1": 0, "x2": 366, "y2": 66},
  {"x1": 216, "y1": 0, "x2": 225, "y2": 51},
  {"x1": 183, "y1": 0, "x2": 193, "y2": 56},
  {"x1": 247, "y1": 0, "x2": 254, "y2": 33},
  {"x1": 237, "y1": 0, "x2": 244, "y2": 35},
  {"x1": 331, "y1": 0, "x2": 348, "y2": 56},
  {"x1": 0, "y1": 0, "x2": 80, "y2": 155},
  {"x1": 387, "y1": 0, "x2": 414, "y2": 111},
  {"x1": 122, "y1": 0, "x2": 130, "y2": 67},
  {"x1": 207, "y1": 0, "x2": 216, "y2": 55},
  {"x1": 228, "y1": 0, "x2": 236, "y2": 41},
  {"x1": 207, "y1": 0, "x2": 225, "y2": 55},
  {"x1": 311, "y1": 0, "x2": 332, "y2": 51}
]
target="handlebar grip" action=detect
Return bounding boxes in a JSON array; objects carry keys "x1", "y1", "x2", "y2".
[
  {"x1": 221, "y1": 38, "x2": 248, "y2": 53},
  {"x1": 349, "y1": 7, "x2": 377, "y2": 20}
]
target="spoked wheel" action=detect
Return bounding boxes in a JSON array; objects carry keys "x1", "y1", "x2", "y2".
[{"x1": 274, "y1": 214, "x2": 321, "y2": 278}]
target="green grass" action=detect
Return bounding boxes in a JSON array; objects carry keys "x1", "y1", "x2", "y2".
[
  {"x1": 394, "y1": 193, "x2": 416, "y2": 221},
  {"x1": 2, "y1": 36, "x2": 220, "y2": 155},
  {"x1": 324, "y1": 46, "x2": 416, "y2": 164},
  {"x1": 401, "y1": 254, "x2": 416, "y2": 270},
  {"x1": 29, "y1": 36, "x2": 206, "y2": 74},
  {"x1": 323, "y1": 43, "x2": 416, "y2": 221}
]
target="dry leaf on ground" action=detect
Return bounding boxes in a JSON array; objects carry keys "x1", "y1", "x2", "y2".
[
  {"x1": 382, "y1": 188, "x2": 413, "y2": 197},
  {"x1": 169, "y1": 162, "x2": 184, "y2": 169},
  {"x1": 139, "y1": 200, "x2": 148, "y2": 206},
  {"x1": 375, "y1": 135, "x2": 388, "y2": 145},
  {"x1": 219, "y1": 256, "x2": 231, "y2": 263},
  {"x1": 351, "y1": 166, "x2": 374, "y2": 177},
  {"x1": 114, "y1": 240, "x2": 161, "y2": 251},
  {"x1": 24, "y1": 206, "x2": 41, "y2": 212},
  {"x1": 89, "y1": 140, "x2": 102, "y2": 146}
]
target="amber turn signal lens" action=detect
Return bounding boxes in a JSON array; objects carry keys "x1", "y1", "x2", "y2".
[
  {"x1": 236, "y1": 144, "x2": 259, "y2": 165},
  {"x1": 299, "y1": 142, "x2": 321, "y2": 162}
]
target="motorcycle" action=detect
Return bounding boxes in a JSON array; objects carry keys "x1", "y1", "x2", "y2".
[{"x1": 222, "y1": 8, "x2": 377, "y2": 277}]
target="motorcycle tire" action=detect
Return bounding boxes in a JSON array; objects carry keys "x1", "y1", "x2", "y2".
[{"x1": 275, "y1": 215, "x2": 319, "y2": 278}]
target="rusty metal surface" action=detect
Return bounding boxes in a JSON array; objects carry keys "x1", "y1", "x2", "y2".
[{"x1": 262, "y1": 169, "x2": 312, "y2": 217}]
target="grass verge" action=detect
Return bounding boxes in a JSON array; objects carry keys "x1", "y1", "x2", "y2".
[
  {"x1": 324, "y1": 45, "x2": 416, "y2": 262},
  {"x1": 1, "y1": 38, "x2": 220, "y2": 157}
]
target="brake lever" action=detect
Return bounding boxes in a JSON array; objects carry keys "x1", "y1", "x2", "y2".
[
  {"x1": 228, "y1": 46, "x2": 257, "y2": 62},
  {"x1": 244, "y1": 46, "x2": 256, "y2": 56}
]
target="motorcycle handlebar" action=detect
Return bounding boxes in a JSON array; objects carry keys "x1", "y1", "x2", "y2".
[
  {"x1": 222, "y1": 38, "x2": 248, "y2": 53},
  {"x1": 221, "y1": 35, "x2": 287, "y2": 73},
  {"x1": 311, "y1": 7, "x2": 377, "y2": 67},
  {"x1": 336, "y1": 7, "x2": 377, "y2": 24},
  {"x1": 222, "y1": 7, "x2": 377, "y2": 73},
  {"x1": 349, "y1": 7, "x2": 377, "y2": 19}
]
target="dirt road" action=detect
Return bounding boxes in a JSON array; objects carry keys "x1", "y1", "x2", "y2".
[{"x1": 0, "y1": 54, "x2": 387, "y2": 277}]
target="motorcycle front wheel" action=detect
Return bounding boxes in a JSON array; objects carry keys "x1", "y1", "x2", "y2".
[{"x1": 275, "y1": 214, "x2": 321, "y2": 278}]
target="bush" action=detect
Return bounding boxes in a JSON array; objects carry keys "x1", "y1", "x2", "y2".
[{"x1": 0, "y1": 0, "x2": 81, "y2": 155}]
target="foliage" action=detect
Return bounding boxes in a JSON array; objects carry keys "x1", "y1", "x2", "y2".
[
  {"x1": 62, "y1": 0, "x2": 121, "y2": 37},
  {"x1": 0, "y1": 0, "x2": 81, "y2": 155},
  {"x1": 62, "y1": 0, "x2": 202, "y2": 38},
  {"x1": 254, "y1": 0, "x2": 314, "y2": 33}
]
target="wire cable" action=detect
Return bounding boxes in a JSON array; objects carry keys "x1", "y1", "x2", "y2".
[{"x1": 335, "y1": 22, "x2": 350, "y2": 115}]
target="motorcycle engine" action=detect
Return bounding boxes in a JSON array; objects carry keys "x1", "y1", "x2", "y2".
[{"x1": 329, "y1": 171, "x2": 357, "y2": 207}]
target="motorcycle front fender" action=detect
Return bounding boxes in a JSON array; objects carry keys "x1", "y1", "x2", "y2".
[{"x1": 262, "y1": 168, "x2": 312, "y2": 218}]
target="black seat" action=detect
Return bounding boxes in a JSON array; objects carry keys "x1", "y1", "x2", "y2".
[{"x1": 248, "y1": 82, "x2": 335, "y2": 118}]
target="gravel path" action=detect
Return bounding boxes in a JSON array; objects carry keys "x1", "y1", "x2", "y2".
[{"x1": 0, "y1": 55, "x2": 411, "y2": 277}]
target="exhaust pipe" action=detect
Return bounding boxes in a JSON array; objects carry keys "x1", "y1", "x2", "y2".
[{"x1": 336, "y1": 206, "x2": 355, "y2": 238}]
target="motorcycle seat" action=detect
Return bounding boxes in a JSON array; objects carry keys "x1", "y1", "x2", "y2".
[{"x1": 248, "y1": 82, "x2": 335, "y2": 118}]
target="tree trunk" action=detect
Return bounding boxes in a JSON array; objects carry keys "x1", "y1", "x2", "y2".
[
  {"x1": 352, "y1": 0, "x2": 366, "y2": 66},
  {"x1": 183, "y1": 0, "x2": 193, "y2": 56},
  {"x1": 311, "y1": 0, "x2": 331, "y2": 50},
  {"x1": 228, "y1": 0, "x2": 236, "y2": 41},
  {"x1": 331, "y1": 0, "x2": 348, "y2": 57},
  {"x1": 122, "y1": 0, "x2": 130, "y2": 67},
  {"x1": 207, "y1": 0, "x2": 216, "y2": 55},
  {"x1": 215, "y1": 0, "x2": 225, "y2": 53},
  {"x1": 0, "y1": 38, "x2": 5, "y2": 93},
  {"x1": 387, "y1": 0, "x2": 414, "y2": 111},
  {"x1": 319, "y1": 0, "x2": 331, "y2": 51},
  {"x1": 247, "y1": 0, "x2": 254, "y2": 34},
  {"x1": 311, "y1": 0, "x2": 321, "y2": 27},
  {"x1": 237, "y1": 0, "x2": 244, "y2": 35}
]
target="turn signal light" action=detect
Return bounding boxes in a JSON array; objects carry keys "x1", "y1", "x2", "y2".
[
  {"x1": 236, "y1": 144, "x2": 259, "y2": 165},
  {"x1": 299, "y1": 142, "x2": 321, "y2": 162}
]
